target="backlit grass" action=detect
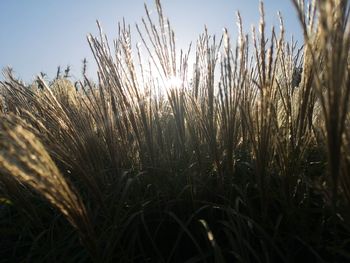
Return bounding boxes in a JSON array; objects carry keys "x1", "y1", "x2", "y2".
[{"x1": 0, "y1": 0, "x2": 350, "y2": 262}]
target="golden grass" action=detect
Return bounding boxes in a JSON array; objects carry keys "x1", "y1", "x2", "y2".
[
  {"x1": 0, "y1": 114, "x2": 97, "y2": 259},
  {"x1": 0, "y1": 0, "x2": 349, "y2": 261}
]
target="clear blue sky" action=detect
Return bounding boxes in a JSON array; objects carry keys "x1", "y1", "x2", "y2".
[{"x1": 0, "y1": 0, "x2": 302, "y2": 83}]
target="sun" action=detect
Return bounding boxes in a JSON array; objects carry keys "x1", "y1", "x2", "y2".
[{"x1": 165, "y1": 75, "x2": 183, "y2": 89}]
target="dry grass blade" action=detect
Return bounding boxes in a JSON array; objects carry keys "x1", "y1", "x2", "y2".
[
  {"x1": 292, "y1": 0, "x2": 350, "y2": 209},
  {"x1": 0, "y1": 114, "x2": 97, "y2": 259}
]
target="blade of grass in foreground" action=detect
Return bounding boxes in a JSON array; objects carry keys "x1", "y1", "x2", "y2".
[{"x1": 0, "y1": 114, "x2": 98, "y2": 260}]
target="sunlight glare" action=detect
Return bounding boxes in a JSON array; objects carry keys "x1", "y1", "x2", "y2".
[{"x1": 165, "y1": 75, "x2": 182, "y2": 89}]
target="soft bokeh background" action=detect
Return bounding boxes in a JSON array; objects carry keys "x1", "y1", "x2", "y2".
[{"x1": 0, "y1": 0, "x2": 301, "y2": 83}]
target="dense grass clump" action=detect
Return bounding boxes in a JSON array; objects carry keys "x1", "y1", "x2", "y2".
[{"x1": 1, "y1": 0, "x2": 350, "y2": 262}]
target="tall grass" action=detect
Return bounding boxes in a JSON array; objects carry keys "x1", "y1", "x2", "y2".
[
  {"x1": 293, "y1": 0, "x2": 350, "y2": 209},
  {"x1": 0, "y1": 0, "x2": 350, "y2": 262}
]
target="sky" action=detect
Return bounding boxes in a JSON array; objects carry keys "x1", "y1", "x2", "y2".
[{"x1": 0, "y1": 0, "x2": 302, "y2": 83}]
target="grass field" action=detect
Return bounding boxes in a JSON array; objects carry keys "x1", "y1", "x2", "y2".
[{"x1": 1, "y1": 0, "x2": 350, "y2": 262}]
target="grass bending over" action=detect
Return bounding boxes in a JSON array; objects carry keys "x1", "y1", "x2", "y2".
[{"x1": 0, "y1": 0, "x2": 350, "y2": 262}]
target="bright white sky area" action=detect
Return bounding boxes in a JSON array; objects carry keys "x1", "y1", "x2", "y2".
[{"x1": 0, "y1": 0, "x2": 302, "y2": 83}]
